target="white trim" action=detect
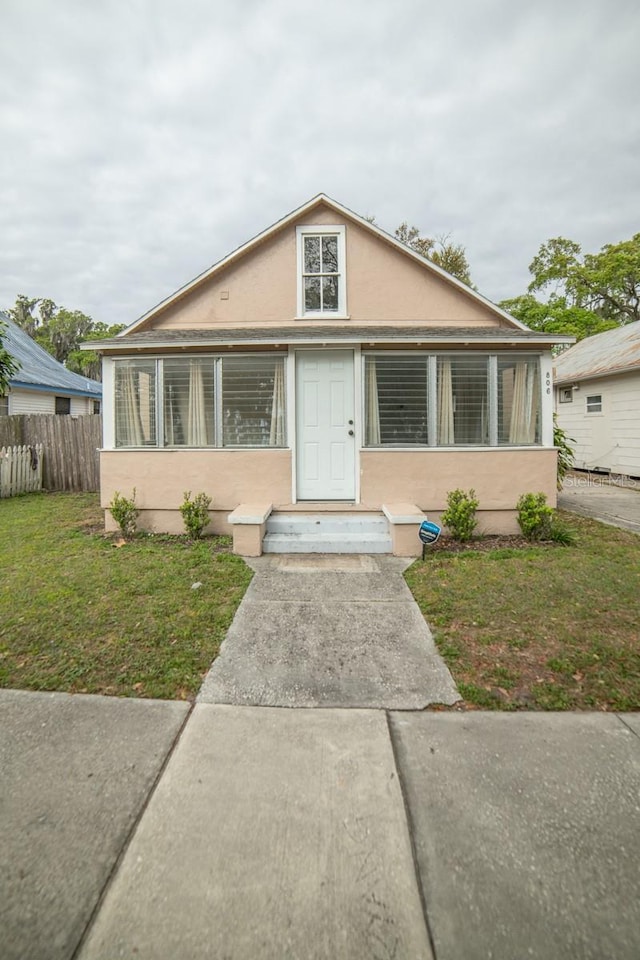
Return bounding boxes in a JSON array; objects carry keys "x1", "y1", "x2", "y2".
[
  {"x1": 287, "y1": 347, "x2": 297, "y2": 503},
  {"x1": 541, "y1": 352, "x2": 555, "y2": 446},
  {"x1": 102, "y1": 358, "x2": 115, "y2": 448},
  {"x1": 120, "y1": 192, "x2": 533, "y2": 335},
  {"x1": 353, "y1": 344, "x2": 361, "y2": 504}
]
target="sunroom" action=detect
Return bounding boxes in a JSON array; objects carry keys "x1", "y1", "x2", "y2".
[{"x1": 110, "y1": 350, "x2": 542, "y2": 453}]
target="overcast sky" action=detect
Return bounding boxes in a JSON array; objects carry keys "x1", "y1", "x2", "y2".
[{"x1": 1, "y1": 0, "x2": 639, "y2": 327}]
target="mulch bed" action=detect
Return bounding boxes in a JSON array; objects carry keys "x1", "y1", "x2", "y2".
[{"x1": 424, "y1": 534, "x2": 545, "y2": 555}]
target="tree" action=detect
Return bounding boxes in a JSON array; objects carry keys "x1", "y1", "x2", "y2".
[
  {"x1": 499, "y1": 293, "x2": 618, "y2": 341},
  {"x1": 394, "y1": 223, "x2": 474, "y2": 287},
  {"x1": 5, "y1": 295, "x2": 124, "y2": 380},
  {"x1": 66, "y1": 321, "x2": 125, "y2": 380},
  {"x1": 0, "y1": 318, "x2": 19, "y2": 396},
  {"x1": 527, "y1": 233, "x2": 640, "y2": 325}
]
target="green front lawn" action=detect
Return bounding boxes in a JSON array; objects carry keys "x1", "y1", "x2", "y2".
[
  {"x1": 405, "y1": 513, "x2": 640, "y2": 711},
  {"x1": 0, "y1": 493, "x2": 252, "y2": 699}
]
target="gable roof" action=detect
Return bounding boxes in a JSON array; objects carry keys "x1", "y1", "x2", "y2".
[
  {"x1": 553, "y1": 320, "x2": 640, "y2": 385},
  {"x1": 0, "y1": 312, "x2": 102, "y2": 398},
  {"x1": 121, "y1": 193, "x2": 531, "y2": 336}
]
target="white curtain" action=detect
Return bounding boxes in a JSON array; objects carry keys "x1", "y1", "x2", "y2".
[
  {"x1": 438, "y1": 359, "x2": 455, "y2": 445},
  {"x1": 269, "y1": 360, "x2": 286, "y2": 445},
  {"x1": 117, "y1": 365, "x2": 144, "y2": 446},
  {"x1": 509, "y1": 362, "x2": 537, "y2": 444},
  {"x1": 164, "y1": 384, "x2": 176, "y2": 445},
  {"x1": 187, "y1": 360, "x2": 208, "y2": 446},
  {"x1": 366, "y1": 359, "x2": 381, "y2": 445}
]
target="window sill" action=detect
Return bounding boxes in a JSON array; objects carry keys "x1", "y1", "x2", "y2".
[{"x1": 294, "y1": 314, "x2": 350, "y2": 322}]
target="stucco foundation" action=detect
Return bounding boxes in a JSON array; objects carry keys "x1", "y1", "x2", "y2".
[
  {"x1": 100, "y1": 447, "x2": 557, "y2": 538},
  {"x1": 361, "y1": 448, "x2": 558, "y2": 519}
]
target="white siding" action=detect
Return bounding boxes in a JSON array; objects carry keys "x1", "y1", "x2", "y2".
[
  {"x1": 70, "y1": 396, "x2": 93, "y2": 416},
  {"x1": 8, "y1": 389, "x2": 56, "y2": 415},
  {"x1": 555, "y1": 371, "x2": 640, "y2": 476}
]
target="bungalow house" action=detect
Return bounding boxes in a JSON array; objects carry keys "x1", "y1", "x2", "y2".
[
  {"x1": 88, "y1": 194, "x2": 571, "y2": 555},
  {"x1": 554, "y1": 320, "x2": 640, "y2": 478},
  {"x1": 0, "y1": 312, "x2": 102, "y2": 416}
]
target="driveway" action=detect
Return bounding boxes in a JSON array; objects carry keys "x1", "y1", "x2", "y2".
[{"x1": 558, "y1": 472, "x2": 640, "y2": 533}]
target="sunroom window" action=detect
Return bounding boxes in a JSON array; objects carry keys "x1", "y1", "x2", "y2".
[
  {"x1": 113, "y1": 356, "x2": 286, "y2": 448},
  {"x1": 498, "y1": 356, "x2": 541, "y2": 444},
  {"x1": 114, "y1": 359, "x2": 157, "y2": 447},
  {"x1": 363, "y1": 353, "x2": 543, "y2": 449},
  {"x1": 222, "y1": 356, "x2": 286, "y2": 447},
  {"x1": 163, "y1": 358, "x2": 216, "y2": 446},
  {"x1": 437, "y1": 356, "x2": 489, "y2": 445},
  {"x1": 364, "y1": 355, "x2": 428, "y2": 445}
]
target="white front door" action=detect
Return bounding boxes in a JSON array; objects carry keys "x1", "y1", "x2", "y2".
[{"x1": 296, "y1": 350, "x2": 356, "y2": 500}]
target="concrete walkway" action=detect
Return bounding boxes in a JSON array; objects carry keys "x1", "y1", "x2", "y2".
[
  {"x1": 2, "y1": 690, "x2": 639, "y2": 960},
  {"x1": 198, "y1": 554, "x2": 459, "y2": 709},
  {"x1": 559, "y1": 473, "x2": 640, "y2": 533}
]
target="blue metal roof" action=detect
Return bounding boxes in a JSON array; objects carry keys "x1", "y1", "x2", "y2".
[{"x1": 0, "y1": 312, "x2": 102, "y2": 398}]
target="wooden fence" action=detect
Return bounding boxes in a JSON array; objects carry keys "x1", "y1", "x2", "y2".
[
  {"x1": 0, "y1": 444, "x2": 44, "y2": 497},
  {"x1": 0, "y1": 415, "x2": 102, "y2": 492}
]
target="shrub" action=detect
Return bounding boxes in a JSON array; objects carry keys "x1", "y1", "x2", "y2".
[
  {"x1": 548, "y1": 520, "x2": 577, "y2": 546},
  {"x1": 516, "y1": 492, "x2": 553, "y2": 540},
  {"x1": 109, "y1": 489, "x2": 139, "y2": 539},
  {"x1": 442, "y1": 488, "x2": 479, "y2": 542},
  {"x1": 553, "y1": 415, "x2": 575, "y2": 490},
  {"x1": 180, "y1": 491, "x2": 212, "y2": 539}
]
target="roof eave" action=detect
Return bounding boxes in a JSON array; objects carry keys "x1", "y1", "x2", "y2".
[
  {"x1": 85, "y1": 333, "x2": 571, "y2": 353},
  {"x1": 554, "y1": 362, "x2": 640, "y2": 385}
]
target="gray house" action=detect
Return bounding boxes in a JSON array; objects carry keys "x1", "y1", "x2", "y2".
[{"x1": 0, "y1": 312, "x2": 102, "y2": 416}]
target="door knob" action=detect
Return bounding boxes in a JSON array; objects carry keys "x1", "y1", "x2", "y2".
[{"x1": 348, "y1": 429, "x2": 354, "y2": 436}]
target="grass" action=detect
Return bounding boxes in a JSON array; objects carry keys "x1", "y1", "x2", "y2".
[
  {"x1": 405, "y1": 511, "x2": 640, "y2": 711},
  {"x1": 0, "y1": 493, "x2": 252, "y2": 700}
]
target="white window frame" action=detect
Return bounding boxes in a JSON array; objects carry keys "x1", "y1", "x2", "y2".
[
  {"x1": 296, "y1": 224, "x2": 347, "y2": 319},
  {"x1": 586, "y1": 394, "x2": 602, "y2": 414}
]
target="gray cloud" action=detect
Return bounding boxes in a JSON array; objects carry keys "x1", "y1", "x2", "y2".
[{"x1": 1, "y1": 0, "x2": 639, "y2": 324}]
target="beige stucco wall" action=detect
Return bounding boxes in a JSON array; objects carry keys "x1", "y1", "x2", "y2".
[
  {"x1": 147, "y1": 202, "x2": 505, "y2": 331},
  {"x1": 100, "y1": 449, "x2": 292, "y2": 533},
  {"x1": 361, "y1": 448, "x2": 559, "y2": 514},
  {"x1": 100, "y1": 446, "x2": 557, "y2": 536}
]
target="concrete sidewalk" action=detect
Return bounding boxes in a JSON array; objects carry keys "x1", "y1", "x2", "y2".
[
  {"x1": 198, "y1": 554, "x2": 459, "y2": 709},
  {"x1": 2, "y1": 690, "x2": 639, "y2": 960}
]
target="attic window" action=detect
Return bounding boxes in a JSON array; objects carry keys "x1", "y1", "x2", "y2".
[{"x1": 296, "y1": 225, "x2": 346, "y2": 317}]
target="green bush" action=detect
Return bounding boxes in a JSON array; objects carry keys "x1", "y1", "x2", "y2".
[
  {"x1": 179, "y1": 491, "x2": 212, "y2": 539},
  {"x1": 109, "y1": 489, "x2": 139, "y2": 539},
  {"x1": 553, "y1": 415, "x2": 575, "y2": 490},
  {"x1": 516, "y1": 492, "x2": 553, "y2": 540},
  {"x1": 442, "y1": 488, "x2": 479, "y2": 542}
]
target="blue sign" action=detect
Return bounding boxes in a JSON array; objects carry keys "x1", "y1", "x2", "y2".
[{"x1": 418, "y1": 520, "x2": 441, "y2": 545}]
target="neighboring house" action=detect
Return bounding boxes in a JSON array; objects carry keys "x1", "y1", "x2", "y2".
[
  {"x1": 88, "y1": 194, "x2": 570, "y2": 553},
  {"x1": 0, "y1": 312, "x2": 102, "y2": 416},
  {"x1": 554, "y1": 320, "x2": 640, "y2": 478}
]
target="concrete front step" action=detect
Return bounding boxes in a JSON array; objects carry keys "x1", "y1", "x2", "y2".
[
  {"x1": 267, "y1": 514, "x2": 389, "y2": 536},
  {"x1": 263, "y1": 513, "x2": 392, "y2": 554}
]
